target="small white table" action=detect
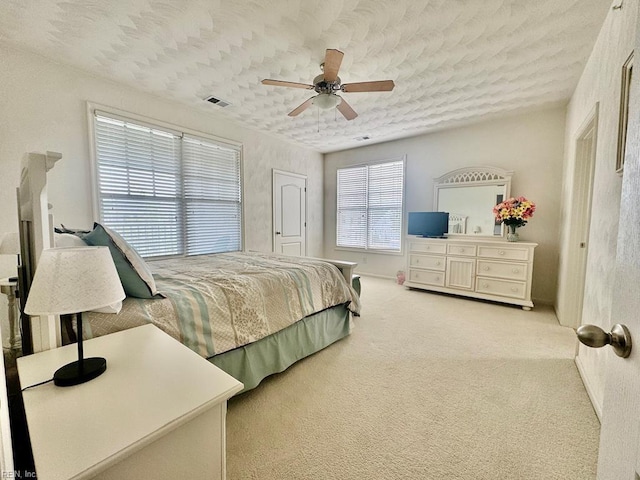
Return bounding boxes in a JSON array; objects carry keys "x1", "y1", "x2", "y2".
[
  {"x1": 0, "y1": 277, "x2": 18, "y2": 352},
  {"x1": 17, "y1": 324, "x2": 243, "y2": 480}
]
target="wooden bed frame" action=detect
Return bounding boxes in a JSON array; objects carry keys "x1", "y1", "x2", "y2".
[
  {"x1": 17, "y1": 151, "x2": 63, "y2": 354},
  {"x1": 16, "y1": 151, "x2": 357, "y2": 361}
]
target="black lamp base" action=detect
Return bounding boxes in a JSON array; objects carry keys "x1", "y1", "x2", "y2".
[{"x1": 53, "y1": 357, "x2": 107, "y2": 387}]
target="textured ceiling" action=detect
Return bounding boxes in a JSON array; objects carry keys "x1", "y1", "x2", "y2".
[{"x1": 0, "y1": 0, "x2": 610, "y2": 153}]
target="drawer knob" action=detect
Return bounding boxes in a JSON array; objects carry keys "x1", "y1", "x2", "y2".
[
  {"x1": 483, "y1": 266, "x2": 490, "y2": 271},
  {"x1": 512, "y1": 268, "x2": 520, "y2": 273},
  {"x1": 499, "y1": 251, "x2": 505, "y2": 255},
  {"x1": 435, "y1": 276, "x2": 440, "y2": 281},
  {"x1": 416, "y1": 259, "x2": 420, "y2": 264},
  {"x1": 483, "y1": 283, "x2": 489, "y2": 288},
  {"x1": 436, "y1": 261, "x2": 441, "y2": 266},
  {"x1": 511, "y1": 287, "x2": 518, "y2": 292},
  {"x1": 459, "y1": 248, "x2": 464, "y2": 252},
  {"x1": 426, "y1": 246, "x2": 430, "y2": 250}
]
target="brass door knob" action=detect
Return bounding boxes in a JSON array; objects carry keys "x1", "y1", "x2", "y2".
[{"x1": 576, "y1": 324, "x2": 632, "y2": 358}]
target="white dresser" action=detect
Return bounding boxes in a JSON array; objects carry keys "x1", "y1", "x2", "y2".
[{"x1": 404, "y1": 236, "x2": 537, "y2": 310}]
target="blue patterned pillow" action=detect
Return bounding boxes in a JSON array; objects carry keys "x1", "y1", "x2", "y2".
[{"x1": 83, "y1": 223, "x2": 161, "y2": 299}]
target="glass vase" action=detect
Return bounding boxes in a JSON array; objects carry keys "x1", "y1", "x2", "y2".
[{"x1": 506, "y1": 224, "x2": 519, "y2": 242}]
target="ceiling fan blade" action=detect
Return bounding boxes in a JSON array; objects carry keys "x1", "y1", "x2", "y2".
[
  {"x1": 262, "y1": 79, "x2": 314, "y2": 90},
  {"x1": 342, "y1": 80, "x2": 395, "y2": 93},
  {"x1": 288, "y1": 98, "x2": 314, "y2": 117},
  {"x1": 322, "y1": 49, "x2": 344, "y2": 82},
  {"x1": 336, "y1": 97, "x2": 358, "y2": 121}
]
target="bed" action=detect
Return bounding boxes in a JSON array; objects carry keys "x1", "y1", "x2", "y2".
[{"x1": 16, "y1": 152, "x2": 360, "y2": 392}]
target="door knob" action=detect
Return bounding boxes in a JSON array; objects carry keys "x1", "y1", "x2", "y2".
[{"x1": 576, "y1": 324, "x2": 632, "y2": 358}]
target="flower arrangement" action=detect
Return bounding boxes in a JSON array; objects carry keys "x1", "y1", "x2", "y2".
[{"x1": 493, "y1": 197, "x2": 536, "y2": 228}]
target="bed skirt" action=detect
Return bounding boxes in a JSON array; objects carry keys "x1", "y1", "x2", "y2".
[{"x1": 210, "y1": 303, "x2": 351, "y2": 393}]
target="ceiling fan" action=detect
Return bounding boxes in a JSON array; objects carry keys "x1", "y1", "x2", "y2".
[{"x1": 261, "y1": 49, "x2": 395, "y2": 121}]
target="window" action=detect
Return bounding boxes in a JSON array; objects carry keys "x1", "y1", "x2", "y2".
[
  {"x1": 94, "y1": 112, "x2": 242, "y2": 258},
  {"x1": 336, "y1": 159, "x2": 404, "y2": 251}
]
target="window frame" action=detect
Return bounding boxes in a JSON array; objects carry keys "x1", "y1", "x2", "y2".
[
  {"x1": 87, "y1": 102, "x2": 245, "y2": 258},
  {"x1": 335, "y1": 156, "x2": 406, "y2": 255}
]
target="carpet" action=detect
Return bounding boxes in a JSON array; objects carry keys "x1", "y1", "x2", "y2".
[{"x1": 226, "y1": 276, "x2": 600, "y2": 479}]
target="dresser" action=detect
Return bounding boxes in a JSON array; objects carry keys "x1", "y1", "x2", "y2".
[
  {"x1": 17, "y1": 324, "x2": 243, "y2": 480},
  {"x1": 404, "y1": 236, "x2": 537, "y2": 310}
]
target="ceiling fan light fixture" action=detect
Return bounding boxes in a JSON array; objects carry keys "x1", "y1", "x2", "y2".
[{"x1": 313, "y1": 93, "x2": 342, "y2": 110}]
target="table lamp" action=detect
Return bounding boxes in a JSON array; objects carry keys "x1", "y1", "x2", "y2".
[{"x1": 24, "y1": 246, "x2": 125, "y2": 387}]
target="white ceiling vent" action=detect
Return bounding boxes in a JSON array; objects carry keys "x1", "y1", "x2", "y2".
[{"x1": 205, "y1": 96, "x2": 231, "y2": 107}]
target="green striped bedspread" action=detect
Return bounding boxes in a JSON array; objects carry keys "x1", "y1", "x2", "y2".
[{"x1": 83, "y1": 252, "x2": 360, "y2": 358}]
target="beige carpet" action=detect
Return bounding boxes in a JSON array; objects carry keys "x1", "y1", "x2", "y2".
[{"x1": 226, "y1": 276, "x2": 600, "y2": 480}]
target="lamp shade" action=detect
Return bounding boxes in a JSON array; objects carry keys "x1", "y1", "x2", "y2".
[
  {"x1": 0, "y1": 232, "x2": 20, "y2": 255},
  {"x1": 25, "y1": 246, "x2": 125, "y2": 315},
  {"x1": 312, "y1": 93, "x2": 342, "y2": 110}
]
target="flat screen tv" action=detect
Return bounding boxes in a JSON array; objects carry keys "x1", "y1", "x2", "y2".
[{"x1": 408, "y1": 212, "x2": 449, "y2": 238}]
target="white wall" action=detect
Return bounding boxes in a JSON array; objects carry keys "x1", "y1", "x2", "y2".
[
  {"x1": 0, "y1": 43, "x2": 323, "y2": 342},
  {"x1": 561, "y1": 0, "x2": 638, "y2": 416},
  {"x1": 324, "y1": 108, "x2": 566, "y2": 305},
  {"x1": 0, "y1": 43, "x2": 324, "y2": 256}
]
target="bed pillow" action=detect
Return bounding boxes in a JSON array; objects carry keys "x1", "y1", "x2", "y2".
[
  {"x1": 55, "y1": 225, "x2": 91, "y2": 235},
  {"x1": 54, "y1": 233, "x2": 88, "y2": 248},
  {"x1": 83, "y1": 222, "x2": 161, "y2": 299}
]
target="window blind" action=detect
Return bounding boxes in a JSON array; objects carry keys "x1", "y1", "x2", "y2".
[
  {"x1": 94, "y1": 113, "x2": 242, "y2": 257},
  {"x1": 336, "y1": 160, "x2": 404, "y2": 251},
  {"x1": 182, "y1": 136, "x2": 242, "y2": 255}
]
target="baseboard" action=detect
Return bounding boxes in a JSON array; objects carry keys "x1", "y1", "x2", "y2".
[
  {"x1": 532, "y1": 296, "x2": 553, "y2": 307},
  {"x1": 575, "y1": 355, "x2": 602, "y2": 422},
  {"x1": 355, "y1": 272, "x2": 395, "y2": 280}
]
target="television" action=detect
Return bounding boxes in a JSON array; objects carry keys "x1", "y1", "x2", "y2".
[{"x1": 408, "y1": 212, "x2": 449, "y2": 238}]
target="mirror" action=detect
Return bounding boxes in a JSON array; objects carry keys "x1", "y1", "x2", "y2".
[{"x1": 434, "y1": 167, "x2": 513, "y2": 237}]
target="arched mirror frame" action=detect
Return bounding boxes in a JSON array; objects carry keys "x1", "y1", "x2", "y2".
[{"x1": 434, "y1": 166, "x2": 513, "y2": 237}]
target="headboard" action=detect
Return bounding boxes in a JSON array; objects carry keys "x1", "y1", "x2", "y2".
[
  {"x1": 448, "y1": 213, "x2": 468, "y2": 234},
  {"x1": 16, "y1": 151, "x2": 62, "y2": 354}
]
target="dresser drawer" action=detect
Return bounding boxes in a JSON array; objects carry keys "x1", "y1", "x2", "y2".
[
  {"x1": 409, "y1": 241, "x2": 447, "y2": 254},
  {"x1": 409, "y1": 254, "x2": 445, "y2": 271},
  {"x1": 446, "y1": 244, "x2": 477, "y2": 257},
  {"x1": 477, "y1": 245, "x2": 530, "y2": 261},
  {"x1": 476, "y1": 277, "x2": 526, "y2": 299},
  {"x1": 409, "y1": 269, "x2": 445, "y2": 287},
  {"x1": 477, "y1": 260, "x2": 528, "y2": 281}
]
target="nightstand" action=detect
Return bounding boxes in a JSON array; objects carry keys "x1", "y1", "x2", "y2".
[{"x1": 17, "y1": 324, "x2": 243, "y2": 480}]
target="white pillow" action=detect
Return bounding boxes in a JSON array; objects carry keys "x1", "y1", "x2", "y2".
[
  {"x1": 54, "y1": 233, "x2": 87, "y2": 247},
  {"x1": 90, "y1": 301, "x2": 123, "y2": 314}
]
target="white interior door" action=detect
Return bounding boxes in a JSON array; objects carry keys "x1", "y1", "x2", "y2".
[
  {"x1": 564, "y1": 107, "x2": 598, "y2": 329},
  {"x1": 272, "y1": 170, "x2": 306, "y2": 256},
  {"x1": 595, "y1": 11, "x2": 640, "y2": 478}
]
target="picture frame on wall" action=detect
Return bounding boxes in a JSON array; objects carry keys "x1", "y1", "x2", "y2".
[{"x1": 616, "y1": 50, "x2": 634, "y2": 174}]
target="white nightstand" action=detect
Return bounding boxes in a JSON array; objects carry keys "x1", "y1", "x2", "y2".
[{"x1": 17, "y1": 324, "x2": 243, "y2": 480}]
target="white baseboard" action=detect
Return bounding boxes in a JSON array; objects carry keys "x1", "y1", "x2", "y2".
[
  {"x1": 355, "y1": 272, "x2": 395, "y2": 280},
  {"x1": 575, "y1": 355, "x2": 602, "y2": 422}
]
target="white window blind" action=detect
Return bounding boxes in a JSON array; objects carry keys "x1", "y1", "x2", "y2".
[
  {"x1": 182, "y1": 136, "x2": 242, "y2": 255},
  {"x1": 336, "y1": 159, "x2": 404, "y2": 251},
  {"x1": 94, "y1": 113, "x2": 242, "y2": 257}
]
